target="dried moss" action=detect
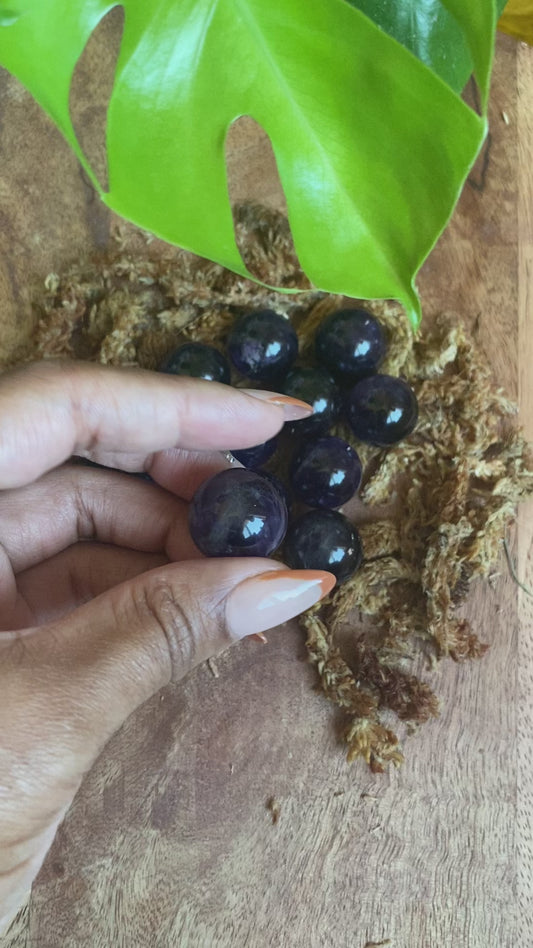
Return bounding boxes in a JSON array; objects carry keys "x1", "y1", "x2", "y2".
[{"x1": 12, "y1": 203, "x2": 533, "y2": 771}]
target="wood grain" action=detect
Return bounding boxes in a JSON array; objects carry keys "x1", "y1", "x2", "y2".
[
  {"x1": 517, "y1": 40, "x2": 533, "y2": 944},
  {"x1": 0, "y1": 32, "x2": 531, "y2": 948}
]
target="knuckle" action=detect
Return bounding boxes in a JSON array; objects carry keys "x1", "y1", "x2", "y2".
[
  {"x1": 133, "y1": 576, "x2": 202, "y2": 678},
  {"x1": 71, "y1": 473, "x2": 97, "y2": 540},
  {"x1": 21, "y1": 356, "x2": 81, "y2": 393}
]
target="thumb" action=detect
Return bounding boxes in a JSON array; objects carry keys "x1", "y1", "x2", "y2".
[
  {"x1": 8, "y1": 559, "x2": 335, "y2": 774},
  {"x1": 0, "y1": 560, "x2": 334, "y2": 927}
]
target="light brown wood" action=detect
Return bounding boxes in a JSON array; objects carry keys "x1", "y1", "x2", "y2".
[
  {"x1": 0, "y1": 32, "x2": 531, "y2": 948},
  {"x1": 517, "y1": 40, "x2": 533, "y2": 944}
]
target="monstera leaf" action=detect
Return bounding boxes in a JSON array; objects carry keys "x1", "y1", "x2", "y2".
[
  {"x1": 0, "y1": 0, "x2": 499, "y2": 326},
  {"x1": 349, "y1": 0, "x2": 507, "y2": 101}
]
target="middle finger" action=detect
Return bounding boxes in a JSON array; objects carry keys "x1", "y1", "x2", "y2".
[{"x1": 0, "y1": 463, "x2": 206, "y2": 575}]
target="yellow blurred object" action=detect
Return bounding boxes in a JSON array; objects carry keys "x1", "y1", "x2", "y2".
[{"x1": 498, "y1": 0, "x2": 533, "y2": 45}]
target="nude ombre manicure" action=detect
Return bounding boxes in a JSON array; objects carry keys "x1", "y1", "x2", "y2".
[
  {"x1": 242, "y1": 389, "x2": 314, "y2": 421},
  {"x1": 226, "y1": 570, "x2": 336, "y2": 639}
]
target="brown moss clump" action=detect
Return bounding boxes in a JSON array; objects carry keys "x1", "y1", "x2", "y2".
[
  {"x1": 10, "y1": 204, "x2": 533, "y2": 772},
  {"x1": 301, "y1": 315, "x2": 533, "y2": 770}
]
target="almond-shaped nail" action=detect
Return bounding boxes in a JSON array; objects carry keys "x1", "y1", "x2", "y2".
[
  {"x1": 250, "y1": 632, "x2": 269, "y2": 644},
  {"x1": 242, "y1": 389, "x2": 314, "y2": 422},
  {"x1": 226, "y1": 569, "x2": 336, "y2": 639}
]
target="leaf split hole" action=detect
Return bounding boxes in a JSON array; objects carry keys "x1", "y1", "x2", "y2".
[
  {"x1": 68, "y1": 5, "x2": 125, "y2": 193},
  {"x1": 225, "y1": 116, "x2": 303, "y2": 287},
  {"x1": 463, "y1": 75, "x2": 483, "y2": 118}
]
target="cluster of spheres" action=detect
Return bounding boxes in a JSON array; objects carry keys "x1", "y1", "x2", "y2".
[{"x1": 161, "y1": 307, "x2": 418, "y2": 584}]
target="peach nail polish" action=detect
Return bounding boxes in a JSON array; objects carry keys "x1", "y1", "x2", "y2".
[
  {"x1": 249, "y1": 632, "x2": 269, "y2": 644},
  {"x1": 226, "y1": 570, "x2": 336, "y2": 639},
  {"x1": 242, "y1": 389, "x2": 314, "y2": 421}
]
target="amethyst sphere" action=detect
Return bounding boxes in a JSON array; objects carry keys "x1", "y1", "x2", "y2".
[
  {"x1": 159, "y1": 342, "x2": 231, "y2": 383},
  {"x1": 315, "y1": 308, "x2": 386, "y2": 383},
  {"x1": 346, "y1": 374, "x2": 418, "y2": 446},
  {"x1": 283, "y1": 509, "x2": 363, "y2": 583},
  {"x1": 227, "y1": 309, "x2": 298, "y2": 381},
  {"x1": 290, "y1": 436, "x2": 362, "y2": 508},
  {"x1": 231, "y1": 435, "x2": 278, "y2": 470},
  {"x1": 189, "y1": 468, "x2": 288, "y2": 557},
  {"x1": 258, "y1": 469, "x2": 291, "y2": 512},
  {"x1": 281, "y1": 366, "x2": 340, "y2": 436}
]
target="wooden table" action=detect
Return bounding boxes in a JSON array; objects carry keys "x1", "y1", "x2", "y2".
[{"x1": 0, "y1": 32, "x2": 532, "y2": 948}]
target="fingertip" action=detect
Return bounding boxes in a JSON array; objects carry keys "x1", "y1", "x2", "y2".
[
  {"x1": 241, "y1": 389, "x2": 314, "y2": 422},
  {"x1": 225, "y1": 567, "x2": 336, "y2": 640}
]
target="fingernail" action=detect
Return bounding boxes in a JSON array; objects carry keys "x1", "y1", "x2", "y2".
[
  {"x1": 250, "y1": 632, "x2": 268, "y2": 644},
  {"x1": 226, "y1": 570, "x2": 336, "y2": 639},
  {"x1": 242, "y1": 389, "x2": 314, "y2": 422}
]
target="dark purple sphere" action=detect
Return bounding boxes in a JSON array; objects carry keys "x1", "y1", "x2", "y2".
[
  {"x1": 290, "y1": 436, "x2": 362, "y2": 509},
  {"x1": 189, "y1": 468, "x2": 288, "y2": 557},
  {"x1": 258, "y1": 469, "x2": 291, "y2": 512},
  {"x1": 283, "y1": 509, "x2": 363, "y2": 583},
  {"x1": 281, "y1": 366, "x2": 340, "y2": 436},
  {"x1": 315, "y1": 308, "x2": 386, "y2": 384},
  {"x1": 159, "y1": 342, "x2": 231, "y2": 383},
  {"x1": 346, "y1": 374, "x2": 418, "y2": 446},
  {"x1": 231, "y1": 435, "x2": 278, "y2": 470},
  {"x1": 227, "y1": 309, "x2": 298, "y2": 381}
]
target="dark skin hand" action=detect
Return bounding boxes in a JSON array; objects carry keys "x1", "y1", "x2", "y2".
[{"x1": 0, "y1": 360, "x2": 335, "y2": 933}]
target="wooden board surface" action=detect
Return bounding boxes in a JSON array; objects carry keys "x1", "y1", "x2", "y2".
[{"x1": 0, "y1": 32, "x2": 532, "y2": 948}]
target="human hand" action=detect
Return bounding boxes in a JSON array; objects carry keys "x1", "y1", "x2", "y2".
[{"x1": 0, "y1": 360, "x2": 335, "y2": 933}]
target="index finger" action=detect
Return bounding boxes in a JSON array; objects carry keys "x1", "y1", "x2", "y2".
[{"x1": 0, "y1": 360, "x2": 312, "y2": 489}]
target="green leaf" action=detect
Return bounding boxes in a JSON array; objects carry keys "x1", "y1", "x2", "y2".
[
  {"x1": 0, "y1": 0, "x2": 490, "y2": 326},
  {"x1": 347, "y1": 0, "x2": 504, "y2": 106},
  {"x1": 436, "y1": 0, "x2": 498, "y2": 107},
  {"x1": 0, "y1": 12, "x2": 21, "y2": 25},
  {"x1": 0, "y1": 2, "x2": 25, "y2": 26},
  {"x1": 345, "y1": 0, "x2": 475, "y2": 94}
]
